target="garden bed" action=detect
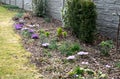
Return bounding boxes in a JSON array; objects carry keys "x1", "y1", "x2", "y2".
[{"x1": 13, "y1": 12, "x2": 120, "y2": 79}]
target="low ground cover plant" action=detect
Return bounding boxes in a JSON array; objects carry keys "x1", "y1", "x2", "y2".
[
  {"x1": 67, "y1": 66, "x2": 107, "y2": 79},
  {"x1": 58, "y1": 42, "x2": 82, "y2": 56},
  {"x1": 99, "y1": 40, "x2": 114, "y2": 56}
]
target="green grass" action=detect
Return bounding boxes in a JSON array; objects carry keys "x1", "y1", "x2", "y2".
[{"x1": 0, "y1": 6, "x2": 42, "y2": 79}]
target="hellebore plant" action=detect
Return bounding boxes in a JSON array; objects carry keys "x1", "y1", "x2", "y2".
[
  {"x1": 15, "y1": 23, "x2": 24, "y2": 30},
  {"x1": 31, "y1": 34, "x2": 39, "y2": 39}
]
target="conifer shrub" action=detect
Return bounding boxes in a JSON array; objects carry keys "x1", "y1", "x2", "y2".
[{"x1": 62, "y1": 0, "x2": 97, "y2": 43}]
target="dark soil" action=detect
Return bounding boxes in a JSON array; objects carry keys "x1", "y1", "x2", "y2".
[{"x1": 14, "y1": 13, "x2": 120, "y2": 79}]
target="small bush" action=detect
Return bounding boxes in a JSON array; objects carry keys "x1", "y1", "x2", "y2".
[
  {"x1": 99, "y1": 40, "x2": 114, "y2": 56},
  {"x1": 33, "y1": 0, "x2": 47, "y2": 17},
  {"x1": 62, "y1": 0, "x2": 97, "y2": 43}
]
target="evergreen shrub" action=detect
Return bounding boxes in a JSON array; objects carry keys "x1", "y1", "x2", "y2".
[{"x1": 62, "y1": 0, "x2": 97, "y2": 43}]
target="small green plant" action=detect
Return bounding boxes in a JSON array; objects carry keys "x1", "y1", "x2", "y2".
[
  {"x1": 57, "y1": 27, "x2": 63, "y2": 37},
  {"x1": 62, "y1": 31, "x2": 67, "y2": 38},
  {"x1": 67, "y1": 66, "x2": 107, "y2": 79},
  {"x1": 48, "y1": 39, "x2": 58, "y2": 50},
  {"x1": 70, "y1": 43, "x2": 81, "y2": 52},
  {"x1": 38, "y1": 29, "x2": 50, "y2": 43},
  {"x1": 99, "y1": 40, "x2": 114, "y2": 56},
  {"x1": 15, "y1": 12, "x2": 23, "y2": 18},
  {"x1": 21, "y1": 29, "x2": 31, "y2": 38},
  {"x1": 58, "y1": 42, "x2": 82, "y2": 56},
  {"x1": 39, "y1": 33, "x2": 47, "y2": 43},
  {"x1": 38, "y1": 29, "x2": 45, "y2": 35},
  {"x1": 115, "y1": 61, "x2": 120, "y2": 68},
  {"x1": 44, "y1": 17, "x2": 51, "y2": 23},
  {"x1": 58, "y1": 42, "x2": 72, "y2": 56},
  {"x1": 47, "y1": 52, "x2": 52, "y2": 58},
  {"x1": 45, "y1": 32, "x2": 50, "y2": 37},
  {"x1": 43, "y1": 49, "x2": 52, "y2": 58}
]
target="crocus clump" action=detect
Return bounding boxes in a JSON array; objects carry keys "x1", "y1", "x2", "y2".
[
  {"x1": 105, "y1": 65, "x2": 111, "y2": 68},
  {"x1": 31, "y1": 34, "x2": 39, "y2": 39},
  {"x1": 21, "y1": 27, "x2": 29, "y2": 31},
  {"x1": 27, "y1": 25, "x2": 34, "y2": 28},
  {"x1": 19, "y1": 19, "x2": 25, "y2": 24},
  {"x1": 15, "y1": 23, "x2": 24, "y2": 30},
  {"x1": 29, "y1": 29, "x2": 34, "y2": 34},
  {"x1": 42, "y1": 43, "x2": 50, "y2": 47},
  {"x1": 77, "y1": 51, "x2": 89, "y2": 55},
  {"x1": 81, "y1": 62, "x2": 89, "y2": 65},
  {"x1": 67, "y1": 55, "x2": 75, "y2": 60}
]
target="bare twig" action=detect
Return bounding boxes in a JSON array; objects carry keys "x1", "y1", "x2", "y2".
[{"x1": 116, "y1": 15, "x2": 120, "y2": 53}]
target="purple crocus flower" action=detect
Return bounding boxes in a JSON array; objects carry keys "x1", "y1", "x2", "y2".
[
  {"x1": 31, "y1": 34, "x2": 39, "y2": 39},
  {"x1": 29, "y1": 29, "x2": 34, "y2": 34},
  {"x1": 15, "y1": 23, "x2": 24, "y2": 30}
]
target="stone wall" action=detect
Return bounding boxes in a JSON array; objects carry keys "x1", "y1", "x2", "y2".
[{"x1": 1, "y1": 0, "x2": 120, "y2": 39}]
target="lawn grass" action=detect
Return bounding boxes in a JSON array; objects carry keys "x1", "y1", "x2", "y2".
[{"x1": 0, "y1": 6, "x2": 42, "y2": 79}]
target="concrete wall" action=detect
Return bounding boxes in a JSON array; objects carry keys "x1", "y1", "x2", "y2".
[
  {"x1": 1, "y1": 0, "x2": 32, "y2": 11},
  {"x1": 47, "y1": 0, "x2": 64, "y2": 20},
  {"x1": 94, "y1": 0, "x2": 120, "y2": 39}
]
